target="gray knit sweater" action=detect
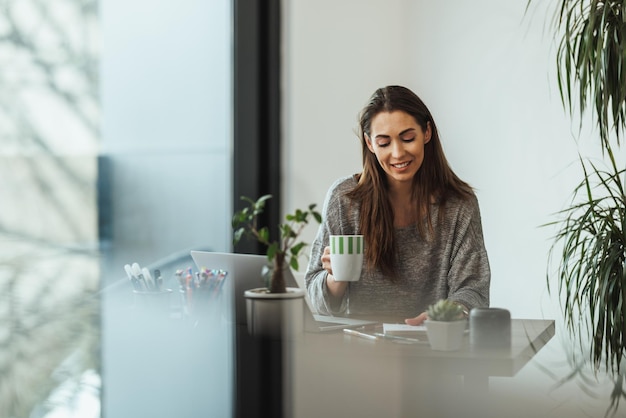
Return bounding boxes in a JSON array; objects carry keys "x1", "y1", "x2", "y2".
[{"x1": 305, "y1": 175, "x2": 490, "y2": 320}]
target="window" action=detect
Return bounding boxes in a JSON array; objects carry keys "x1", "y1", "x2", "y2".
[{"x1": 0, "y1": 0, "x2": 233, "y2": 416}]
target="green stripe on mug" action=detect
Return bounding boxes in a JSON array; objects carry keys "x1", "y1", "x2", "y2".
[{"x1": 330, "y1": 235, "x2": 363, "y2": 255}]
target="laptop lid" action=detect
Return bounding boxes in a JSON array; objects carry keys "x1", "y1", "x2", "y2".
[
  {"x1": 190, "y1": 250, "x2": 378, "y2": 331},
  {"x1": 190, "y1": 251, "x2": 267, "y2": 325}
]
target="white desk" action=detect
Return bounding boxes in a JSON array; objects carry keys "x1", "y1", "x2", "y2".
[
  {"x1": 292, "y1": 319, "x2": 555, "y2": 418},
  {"x1": 101, "y1": 274, "x2": 554, "y2": 418}
]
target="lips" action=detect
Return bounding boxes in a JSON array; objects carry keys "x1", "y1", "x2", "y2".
[{"x1": 391, "y1": 161, "x2": 410, "y2": 169}]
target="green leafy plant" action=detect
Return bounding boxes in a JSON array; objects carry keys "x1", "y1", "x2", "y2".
[
  {"x1": 546, "y1": 145, "x2": 625, "y2": 375},
  {"x1": 526, "y1": 0, "x2": 626, "y2": 413},
  {"x1": 550, "y1": 0, "x2": 626, "y2": 148},
  {"x1": 232, "y1": 195, "x2": 321, "y2": 293},
  {"x1": 426, "y1": 299, "x2": 464, "y2": 322}
]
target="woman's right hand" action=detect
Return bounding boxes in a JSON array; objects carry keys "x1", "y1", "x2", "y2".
[{"x1": 321, "y1": 246, "x2": 333, "y2": 275}]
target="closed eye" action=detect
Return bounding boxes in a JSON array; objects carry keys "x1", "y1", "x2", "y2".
[
  {"x1": 375, "y1": 137, "x2": 391, "y2": 147},
  {"x1": 376, "y1": 136, "x2": 414, "y2": 147}
]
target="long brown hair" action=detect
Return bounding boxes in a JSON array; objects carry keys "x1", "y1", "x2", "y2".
[{"x1": 347, "y1": 85, "x2": 473, "y2": 278}]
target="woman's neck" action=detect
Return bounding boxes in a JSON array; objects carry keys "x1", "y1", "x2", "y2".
[{"x1": 388, "y1": 184, "x2": 418, "y2": 228}]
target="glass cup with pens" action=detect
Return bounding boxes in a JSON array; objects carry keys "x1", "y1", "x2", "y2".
[
  {"x1": 125, "y1": 263, "x2": 173, "y2": 315},
  {"x1": 175, "y1": 267, "x2": 228, "y2": 321},
  {"x1": 329, "y1": 235, "x2": 364, "y2": 315}
]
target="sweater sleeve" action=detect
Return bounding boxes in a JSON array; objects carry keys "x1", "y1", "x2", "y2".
[
  {"x1": 304, "y1": 176, "x2": 356, "y2": 315},
  {"x1": 446, "y1": 195, "x2": 491, "y2": 311}
]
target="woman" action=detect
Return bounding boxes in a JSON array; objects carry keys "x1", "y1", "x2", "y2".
[{"x1": 305, "y1": 85, "x2": 490, "y2": 325}]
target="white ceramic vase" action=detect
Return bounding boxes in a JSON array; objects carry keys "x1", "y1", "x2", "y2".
[
  {"x1": 424, "y1": 319, "x2": 467, "y2": 351},
  {"x1": 244, "y1": 287, "x2": 305, "y2": 338}
]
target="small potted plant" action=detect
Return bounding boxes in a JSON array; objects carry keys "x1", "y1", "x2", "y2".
[
  {"x1": 232, "y1": 194, "x2": 321, "y2": 336},
  {"x1": 424, "y1": 299, "x2": 467, "y2": 351}
]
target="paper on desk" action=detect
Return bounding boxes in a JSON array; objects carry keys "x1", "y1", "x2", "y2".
[{"x1": 383, "y1": 323, "x2": 426, "y2": 333}]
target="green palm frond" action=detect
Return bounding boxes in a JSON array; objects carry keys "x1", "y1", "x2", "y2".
[
  {"x1": 531, "y1": 1, "x2": 626, "y2": 413},
  {"x1": 547, "y1": 144, "x2": 626, "y2": 376},
  {"x1": 552, "y1": 0, "x2": 626, "y2": 148}
]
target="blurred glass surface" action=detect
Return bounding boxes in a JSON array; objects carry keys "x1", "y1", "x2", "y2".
[
  {"x1": 0, "y1": 0, "x2": 233, "y2": 416},
  {"x1": 0, "y1": 0, "x2": 100, "y2": 417}
]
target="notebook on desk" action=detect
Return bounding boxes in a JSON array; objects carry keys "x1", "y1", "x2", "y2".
[{"x1": 190, "y1": 251, "x2": 377, "y2": 332}]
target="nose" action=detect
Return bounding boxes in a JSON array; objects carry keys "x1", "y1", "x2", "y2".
[{"x1": 390, "y1": 140, "x2": 404, "y2": 158}]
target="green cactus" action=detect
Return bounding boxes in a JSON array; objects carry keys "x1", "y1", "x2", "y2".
[{"x1": 426, "y1": 299, "x2": 464, "y2": 321}]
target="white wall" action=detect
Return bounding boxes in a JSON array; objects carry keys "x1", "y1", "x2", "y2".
[
  {"x1": 284, "y1": 0, "x2": 613, "y2": 319},
  {"x1": 284, "y1": 1, "x2": 624, "y2": 415},
  {"x1": 283, "y1": 0, "x2": 414, "y2": 244}
]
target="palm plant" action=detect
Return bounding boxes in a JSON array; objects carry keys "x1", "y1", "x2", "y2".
[
  {"x1": 551, "y1": 0, "x2": 626, "y2": 148},
  {"x1": 546, "y1": 145, "x2": 625, "y2": 373},
  {"x1": 546, "y1": 145, "x2": 626, "y2": 415},
  {"x1": 535, "y1": 0, "x2": 626, "y2": 413}
]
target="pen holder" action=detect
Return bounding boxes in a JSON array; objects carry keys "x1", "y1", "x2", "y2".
[
  {"x1": 180, "y1": 288, "x2": 222, "y2": 317},
  {"x1": 179, "y1": 270, "x2": 226, "y2": 319},
  {"x1": 133, "y1": 289, "x2": 173, "y2": 315}
]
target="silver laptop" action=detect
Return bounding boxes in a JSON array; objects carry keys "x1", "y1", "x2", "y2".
[{"x1": 190, "y1": 251, "x2": 377, "y2": 332}]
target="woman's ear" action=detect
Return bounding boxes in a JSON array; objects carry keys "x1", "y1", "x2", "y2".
[
  {"x1": 424, "y1": 122, "x2": 432, "y2": 144},
  {"x1": 365, "y1": 135, "x2": 375, "y2": 153}
]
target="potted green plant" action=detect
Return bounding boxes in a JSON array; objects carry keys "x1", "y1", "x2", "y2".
[
  {"x1": 424, "y1": 299, "x2": 467, "y2": 351},
  {"x1": 529, "y1": 0, "x2": 626, "y2": 413},
  {"x1": 232, "y1": 194, "x2": 321, "y2": 336}
]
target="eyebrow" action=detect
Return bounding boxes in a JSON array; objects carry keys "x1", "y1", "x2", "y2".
[{"x1": 374, "y1": 128, "x2": 416, "y2": 140}]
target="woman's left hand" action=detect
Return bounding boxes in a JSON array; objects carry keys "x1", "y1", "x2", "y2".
[{"x1": 404, "y1": 312, "x2": 428, "y2": 326}]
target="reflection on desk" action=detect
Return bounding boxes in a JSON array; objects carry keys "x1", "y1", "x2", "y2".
[
  {"x1": 292, "y1": 319, "x2": 554, "y2": 418},
  {"x1": 103, "y1": 270, "x2": 554, "y2": 418},
  {"x1": 102, "y1": 278, "x2": 234, "y2": 418}
]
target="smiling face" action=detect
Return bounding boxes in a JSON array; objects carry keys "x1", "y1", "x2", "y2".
[{"x1": 365, "y1": 110, "x2": 431, "y2": 189}]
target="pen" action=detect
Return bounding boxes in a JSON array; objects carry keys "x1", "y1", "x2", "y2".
[
  {"x1": 154, "y1": 269, "x2": 163, "y2": 291},
  {"x1": 374, "y1": 333, "x2": 423, "y2": 344},
  {"x1": 142, "y1": 267, "x2": 155, "y2": 290},
  {"x1": 343, "y1": 328, "x2": 379, "y2": 341},
  {"x1": 132, "y1": 263, "x2": 149, "y2": 290},
  {"x1": 124, "y1": 264, "x2": 142, "y2": 291}
]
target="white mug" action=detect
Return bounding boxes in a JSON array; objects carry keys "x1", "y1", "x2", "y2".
[{"x1": 329, "y1": 235, "x2": 364, "y2": 282}]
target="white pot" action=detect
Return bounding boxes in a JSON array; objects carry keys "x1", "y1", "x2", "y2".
[
  {"x1": 244, "y1": 287, "x2": 305, "y2": 338},
  {"x1": 424, "y1": 319, "x2": 467, "y2": 351}
]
